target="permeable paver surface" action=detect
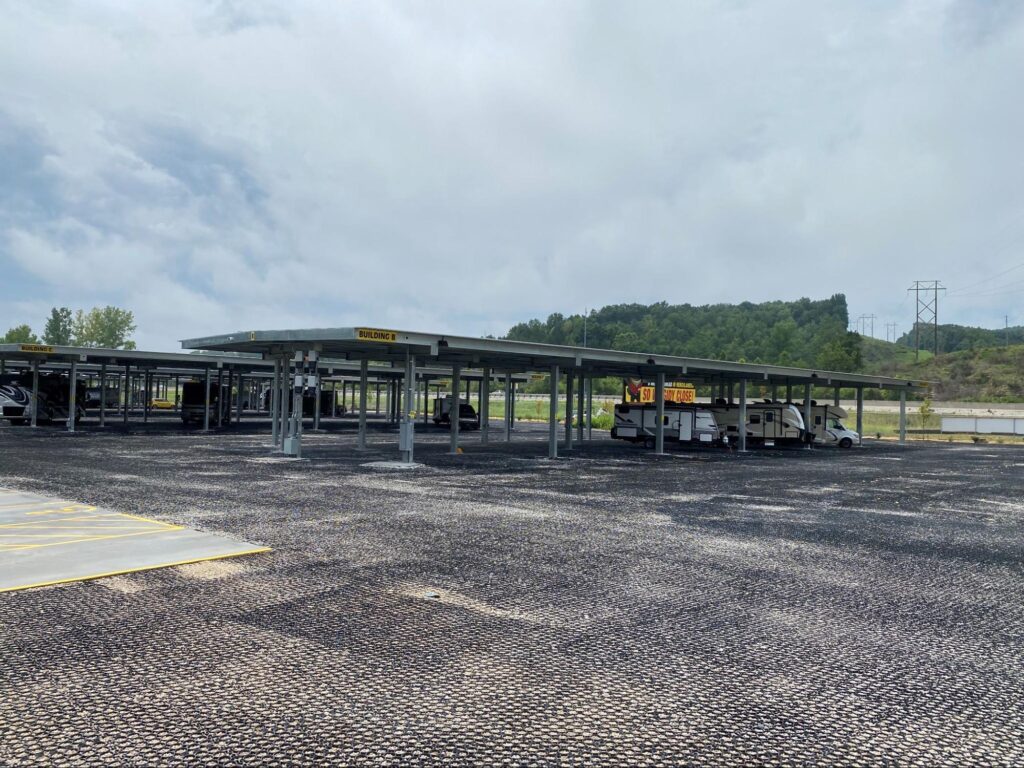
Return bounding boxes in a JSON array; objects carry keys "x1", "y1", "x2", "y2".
[{"x1": 0, "y1": 487, "x2": 269, "y2": 592}]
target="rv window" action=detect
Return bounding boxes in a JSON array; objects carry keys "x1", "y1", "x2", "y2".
[
  {"x1": 815, "y1": 416, "x2": 822, "y2": 425},
  {"x1": 750, "y1": 414, "x2": 761, "y2": 424},
  {"x1": 764, "y1": 412, "x2": 774, "y2": 422}
]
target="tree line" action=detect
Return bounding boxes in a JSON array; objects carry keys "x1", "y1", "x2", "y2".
[
  {"x1": 897, "y1": 322, "x2": 1024, "y2": 355},
  {"x1": 506, "y1": 294, "x2": 862, "y2": 372},
  {"x1": 2, "y1": 306, "x2": 137, "y2": 349}
]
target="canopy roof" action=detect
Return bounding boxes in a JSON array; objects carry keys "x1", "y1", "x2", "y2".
[{"x1": 182, "y1": 326, "x2": 927, "y2": 391}]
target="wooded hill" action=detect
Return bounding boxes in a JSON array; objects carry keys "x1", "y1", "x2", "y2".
[
  {"x1": 896, "y1": 322, "x2": 1024, "y2": 354},
  {"x1": 506, "y1": 295, "x2": 861, "y2": 372},
  {"x1": 861, "y1": 336, "x2": 1024, "y2": 402},
  {"x1": 506, "y1": 298, "x2": 1023, "y2": 401}
]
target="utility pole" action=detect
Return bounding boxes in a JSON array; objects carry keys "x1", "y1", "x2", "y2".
[
  {"x1": 907, "y1": 281, "x2": 946, "y2": 360},
  {"x1": 865, "y1": 314, "x2": 877, "y2": 338},
  {"x1": 1006, "y1": 315, "x2": 1010, "y2": 348},
  {"x1": 886, "y1": 322, "x2": 897, "y2": 343},
  {"x1": 583, "y1": 307, "x2": 588, "y2": 348}
]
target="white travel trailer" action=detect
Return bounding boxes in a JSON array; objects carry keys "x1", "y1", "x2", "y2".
[
  {"x1": 708, "y1": 401, "x2": 806, "y2": 445},
  {"x1": 803, "y1": 403, "x2": 860, "y2": 448},
  {"x1": 612, "y1": 403, "x2": 723, "y2": 447}
]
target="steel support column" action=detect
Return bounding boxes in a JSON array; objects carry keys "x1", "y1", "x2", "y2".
[
  {"x1": 586, "y1": 375, "x2": 593, "y2": 440},
  {"x1": 803, "y1": 384, "x2": 813, "y2": 448},
  {"x1": 655, "y1": 372, "x2": 665, "y2": 455},
  {"x1": 856, "y1": 386, "x2": 864, "y2": 446},
  {"x1": 99, "y1": 362, "x2": 107, "y2": 427},
  {"x1": 203, "y1": 368, "x2": 211, "y2": 431},
  {"x1": 122, "y1": 366, "x2": 130, "y2": 424},
  {"x1": 899, "y1": 390, "x2": 907, "y2": 445},
  {"x1": 833, "y1": 386, "x2": 840, "y2": 407},
  {"x1": 288, "y1": 352, "x2": 304, "y2": 458},
  {"x1": 67, "y1": 360, "x2": 78, "y2": 433},
  {"x1": 30, "y1": 360, "x2": 39, "y2": 428},
  {"x1": 564, "y1": 371, "x2": 574, "y2": 451},
  {"x1": 358, "y1": 359, "x2": 368, "y2": 451},
  {"x1": 400, "y1": 352, "x2": 416, "y2": 463},
  {"x1": 313, "y1": 362, "x2": 322, "y2": 432},
  {"x1": 271, "y1": 359, "x2": 281, "y2": 446},
  {"x1": 450, "y1": 365, "x2": 461, "y2": 454},
  {"x1": 505, "y1": 374, "x2": 513, "y2": 442},
  {"x1": 548, "y1": 365, "x2": 559, "y2": 459},
  {"x1": 576, "y1": 371, "x2": 585, "y2": 444},
  {"x1": 738, "y1": 379, "x2": 748, "y2": 452},
  {"x1": 236, "y1": 372, "x2": 244, "y2": 423},
  {"x1": 481, "y1": 367, "x2": 490, "y2": 444},
  {"x1": 423, "y1": 376, "x2": 430, "y2": 425}
]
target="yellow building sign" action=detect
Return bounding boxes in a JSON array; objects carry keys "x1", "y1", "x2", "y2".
[
  {"x1": 625, "y1": 378, "x2": 696, "y2": 404},
  {"x1": 19, "y1": 344, "x2": 55, "y2": 354},
  {"x1": 356, "y1": 328, "x2": 398, "y2": 343}
]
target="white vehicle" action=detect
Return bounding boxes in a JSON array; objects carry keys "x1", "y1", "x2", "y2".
[
  {"x1": 612, "y1": 403, "x2": 723, "y2": 447},
  {"x1": 803, "y1": 403, "x2": 859, "y2": 448},
  {"x1": 708, "y1": 401, "x2": 806, "y2": 445}
]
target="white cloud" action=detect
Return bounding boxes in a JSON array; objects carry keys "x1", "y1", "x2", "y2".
[{"x1": 1, "y1": 0, "x2": 1022, "y2": 348}]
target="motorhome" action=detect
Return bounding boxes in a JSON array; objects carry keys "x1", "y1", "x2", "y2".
[
  {"x1": 180, "y1": 381, "x2": 231, "y2": 426},
  {"x1": 802, "y1": 402, "x2": 859, "y2": 448},
  {"x1": 432, "y1": 397, "x2": 480, "y2": 429},
  {"x1": 708, "y1": 401, "x2": 806, "y2": 445},
  {"x1": 83, "y1": 386, "x2": 121, "y2": 410},
  {"x1": 0, "y1": 372, "x2": 85, "y2": 425},
  {"x1": 612, "y1": 403, "x2": 723, "y2": 447}
]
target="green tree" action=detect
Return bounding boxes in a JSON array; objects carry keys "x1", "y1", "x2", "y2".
[
  {"x1": 42, "y1": 307, "x2": 74, "y2": 345},
  {"x1": 72, "y1": 306, "x2": 137, "y2": 349},
  {"x1": 2, "y1": 324, "x2": 40, "y2": 344}
]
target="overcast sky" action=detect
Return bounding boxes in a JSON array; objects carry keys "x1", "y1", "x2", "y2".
[{"x1": 1, "y1": 1, "x2": 1022, "y2": 350}]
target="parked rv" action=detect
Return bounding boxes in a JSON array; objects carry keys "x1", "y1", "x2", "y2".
[
  {"x1": 802, "y1": 403, "x2": 859, "y2": 448},
  {"x1": 708, "y1": 401, "x2": 807, "y2": 445},
  {"x1": 83, "y1": 386, "x2": 121, "y2": 410},
  {"x1": 432, "y1": 397, "x2": 480, "y2": 429},
  {"x1": 0, "y1": 373, "x2": 85, "y2": 425},
  {"x1": 612, "y1": 403, "x2": 723, "y2": 447},
  {"x1": 180, "y1": 381, "x2": 231, "y2": 426}
]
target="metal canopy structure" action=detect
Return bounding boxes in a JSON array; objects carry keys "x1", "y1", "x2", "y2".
[
  {"x1": 182, "y1": 326, "x2": 928, "y2": 460},
  {"x1": 0, "y1": 343, "x2": 518, "y2": 438},
  {"x1": 183, "y1": 327, "x2": 924, "y2": 389}
]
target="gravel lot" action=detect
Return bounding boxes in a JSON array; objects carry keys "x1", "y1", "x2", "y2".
[{"x1": 1, "y1": 422, "x2": 1022, "y2": 766}]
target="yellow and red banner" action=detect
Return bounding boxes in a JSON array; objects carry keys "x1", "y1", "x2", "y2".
[{"x1": 625, "y1": 379, "x2": 696, "y2": 404}]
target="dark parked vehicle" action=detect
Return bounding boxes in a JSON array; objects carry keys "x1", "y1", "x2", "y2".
[{"x1": 180, "y1": 381, "x2": 231, "y2": 426}]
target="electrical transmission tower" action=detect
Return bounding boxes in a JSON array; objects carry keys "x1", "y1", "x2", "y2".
[
  {"x1": 907, "y1": 281, "x2": 946, "y2": 360},
  {"x1": 886, "y1": 322, "x2": 898, "y2": 343},
  {"x1": 855, "y1": 314, "x2": 878, "y2": 338}
]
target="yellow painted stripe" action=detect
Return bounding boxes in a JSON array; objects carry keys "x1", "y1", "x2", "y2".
[
  {"x1": 0, "y1": 515, "x2": 137, "y2": 529},
  {"x1": 0, "y1": 547, "x2": 273, "y2": 593},
  {"x1": 3, "y1": 526, "x2": 186, "y2": 551}
]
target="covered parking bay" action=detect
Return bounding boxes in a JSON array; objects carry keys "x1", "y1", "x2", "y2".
[
  {"x1": 183, "y1": 327, "x2": 926, "y2": 462},
  {"x1": 0, "y1": 343, "x2": 517, "y2": 437}
]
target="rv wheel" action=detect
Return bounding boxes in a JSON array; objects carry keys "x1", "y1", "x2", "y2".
[
  {"x1": 643, "y1": 437, "x2": 655, "y2": 449},
  {"x1": 839, "y1": 437, "x2": 853, "y2": 449}
]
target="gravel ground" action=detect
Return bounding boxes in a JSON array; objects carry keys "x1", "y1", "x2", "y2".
[{"x1": 1, "y1": 422, "x2": 1022, "y2": 766}]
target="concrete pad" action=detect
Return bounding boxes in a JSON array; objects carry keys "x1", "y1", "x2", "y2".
[{"x1": 0, "y1": 487, "x2": 269, "y2": 592}]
